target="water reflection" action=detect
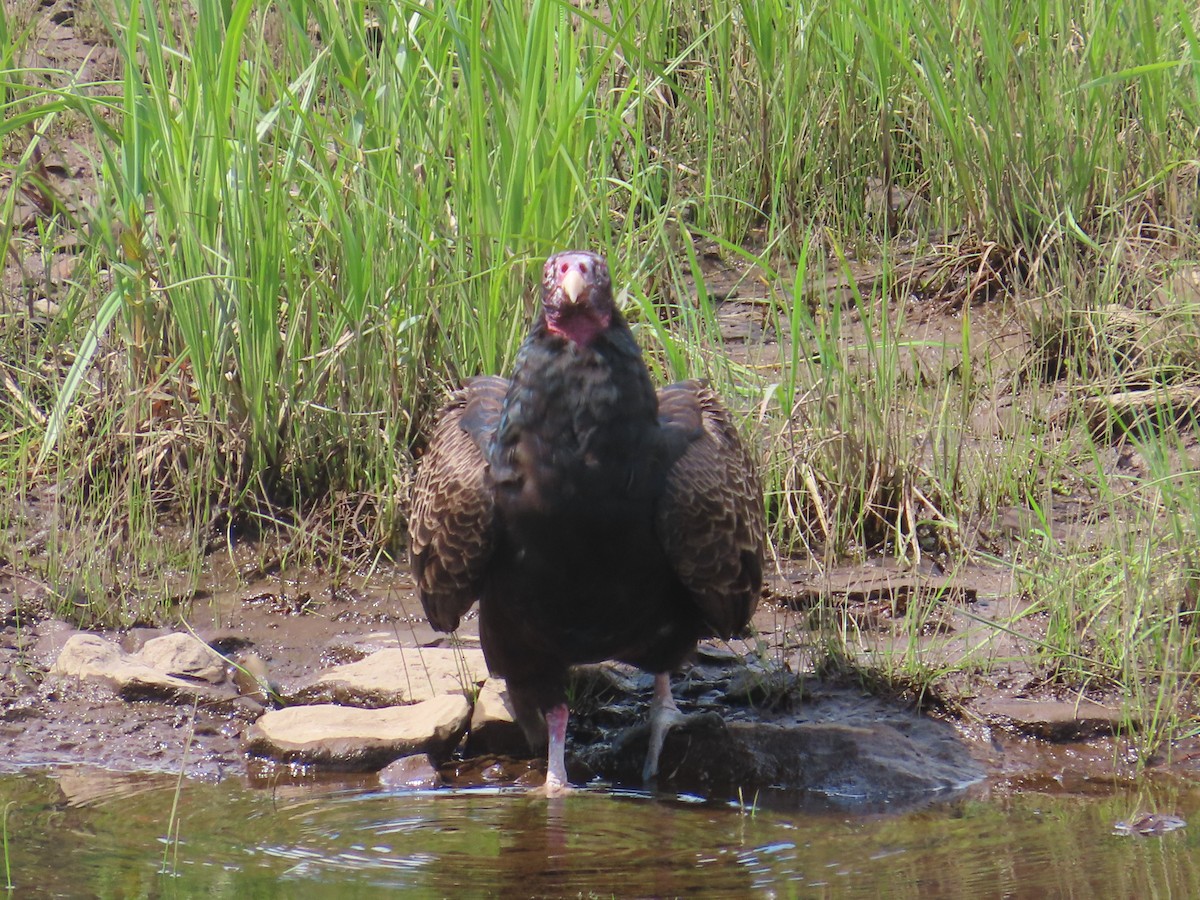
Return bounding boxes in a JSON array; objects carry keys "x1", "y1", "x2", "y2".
[
  {"x1": 1, "y1": 769, "x2": 1198, "y2": 897},
  {"x1": 255, "y1": 788, "x2": 767, "y2": 895}
]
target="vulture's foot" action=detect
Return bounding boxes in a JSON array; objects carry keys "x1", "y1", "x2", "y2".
[
  {"x1": 643, "y1": 672, "x2": 686, "y2": 782},
  {"x1": 533, "y1": 775, "x2": 573, "y2": 798}
]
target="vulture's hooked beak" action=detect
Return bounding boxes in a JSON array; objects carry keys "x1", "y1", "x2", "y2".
[{"x1": 560, "y1": 268, "x2": 586, "y2": 306}]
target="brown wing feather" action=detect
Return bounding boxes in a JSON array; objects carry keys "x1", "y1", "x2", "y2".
[
  {"x1": 409, "y1": 376, "x2": 508, "y2": 632},
  {"x1": 655, "y1": 380, "x2": 765, "y2": 639}
]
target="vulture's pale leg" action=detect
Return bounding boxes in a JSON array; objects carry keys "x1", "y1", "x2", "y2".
[
  {"x1": 643, "y1": 672, "x2": 685, "y2": 781},
  {"x1": 543, "y1": 702, "x2": 571, "y2": 796}
]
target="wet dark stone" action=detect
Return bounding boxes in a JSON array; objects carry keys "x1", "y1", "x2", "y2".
[
  {"x1": 379, "y1": 753, "x2": 443, "y2": 790},
  {"x1": 441, "y1": 754, "x2": 543, "y2": 789},
  {"x1": 574, "y1": 686, "x2": 984, "y2": 806},
  {"x1": 619, "y1": 714, "x2": 981, "y2": 803},
  {"x1": 722, "y1": 666, "x2": 806, "y2": 708},
  {"x1": 204, "y1": 633, "x2": 256, "y2": 656},
  {"x1": 569, "y1": 663, "x2": 647, "y2": 707},
  {"x1": 587, "y1": 703, "x2": 638, "y2": 729}
]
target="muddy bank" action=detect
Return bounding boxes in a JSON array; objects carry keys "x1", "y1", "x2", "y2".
[{"x1": 1, "y1": 557, "x2": 1183, "y2": 803}]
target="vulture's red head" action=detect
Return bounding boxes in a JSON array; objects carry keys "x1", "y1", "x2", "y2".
[{"x1": 542, "y1": 251, "x2": 613, "y2": 347}]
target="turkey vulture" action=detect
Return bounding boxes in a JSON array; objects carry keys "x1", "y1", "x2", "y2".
[{"x1": 409, "y1": 250, "x2": 764, "y2": 794}]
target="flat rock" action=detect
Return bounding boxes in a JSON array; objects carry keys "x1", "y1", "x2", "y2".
[
  {"x1": 974, "y1": 696, "x2": 1126, "y2": 741},
  {"x1": 49, "y1": 634, "x2": 232, "y2": 706},
  {"x1": 695, "y1": 643, "x2": 741, "y2": 664},
  {"x1": 135, "y1": 633, "x2": 227, "y2": 684},
  {"x1": 244, "y1": 695, "x2": 471, "y2": 771},
  {"x1": 295, "y1": 647, "x2": 488, "y2": 707},
  {"x1": 465, "y1": 678, "x2": 527, "y2": 756}
]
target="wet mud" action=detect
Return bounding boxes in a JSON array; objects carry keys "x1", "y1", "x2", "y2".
[{"x1": 2, "y1": 550, "x2": 1188, "y2": 803}]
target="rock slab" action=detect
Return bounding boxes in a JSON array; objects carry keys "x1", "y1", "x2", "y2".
[
  {"x1": 244, "y1": 695, "x2": 471, "y2": 771},
  {"x1": 974, "y1": 696, "x2": 1125, "y2": 741},
  {"x1": 465, "y1": 677, "x2": 527, "y2": 756},
  {"x1": 136, "y1": 633, "x2": 227, "y2": 684},
  {"x1": 49, "y1": 634, "x2": 231, "y2": 705},
  {"x1": 297, "y1": 647, "x2": 488, "y2": 707}
]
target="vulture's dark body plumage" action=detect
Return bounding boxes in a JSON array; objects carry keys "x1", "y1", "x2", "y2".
[{"x1": 410, "y1": 251, "x2": 764, "y2": 793}]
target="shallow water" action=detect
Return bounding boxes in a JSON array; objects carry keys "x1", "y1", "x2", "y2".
[{"x1": 2, "y1": 769, "x2": 1198, "y2": 898}]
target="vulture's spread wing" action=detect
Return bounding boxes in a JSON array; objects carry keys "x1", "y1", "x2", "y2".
[
  {"x1": 409, "y1": 376, "x2": 508, "y2": 631},
  {"x1": 655, "y1": 380, "x2": 765, "y2": 639}
]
